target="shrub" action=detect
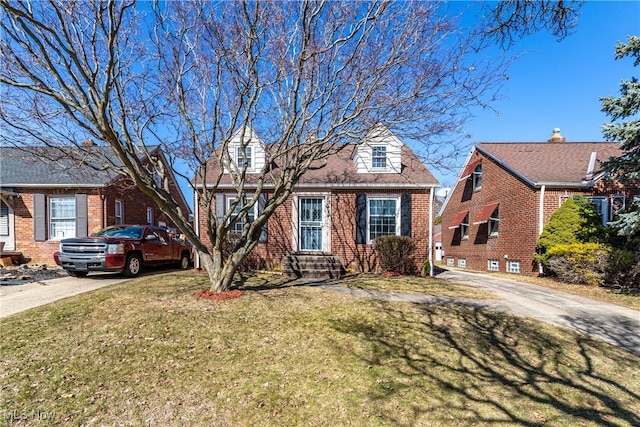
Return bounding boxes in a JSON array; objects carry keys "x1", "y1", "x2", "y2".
[
  {"x1": 545, "y1": 242, "x2": 637, "y2": 288},
  {"x1": 421, "y1": 259, "x2": 431, "y2": 277},
  {"x1": 535, "y1": 196, "x2": 607, "y2": 266},
  {"x1": 546, "y1": 243, "x2": 610, "y2": 286},
  {"x1": 374, "y1": 236, "x2": 416, "y2": 275}
]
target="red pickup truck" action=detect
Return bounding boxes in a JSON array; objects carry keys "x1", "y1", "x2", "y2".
[{"x1": 54, "y1": 225, "x2": 192, "y2": 277}]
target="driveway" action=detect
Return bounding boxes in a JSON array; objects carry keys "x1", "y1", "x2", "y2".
[
  {"x1": 0, "y1": 273, "x2": 130, "y2": 318},
  {"x1": 322, "y1": 269, "x2": 640, "y2": 356}
]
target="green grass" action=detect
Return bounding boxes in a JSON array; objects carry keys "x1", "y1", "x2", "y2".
[
  {"x1": 341, "y1": 274, "x2": 498, "y2": 299},
  {"x1": 1, "y1": 271, "x2": 638, "y2": 426}
]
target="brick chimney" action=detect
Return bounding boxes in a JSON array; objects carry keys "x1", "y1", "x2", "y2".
[
  {"x1": 547, "y1": 128, "x2": 566, "y2": 143},
  {"x1": 82, "y1": 139, "x2": 96, "y2": 147}
]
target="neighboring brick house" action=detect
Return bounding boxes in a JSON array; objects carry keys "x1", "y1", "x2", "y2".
[
  {"x1": 439, "y1": 129, "x2": 639, "y2": 276},
  {"x1": 0, "y1": 144, "x2": 190, "y2": 264},
  {"x1": 194, "y1": 126, "x2": 440, "y2": 275}
]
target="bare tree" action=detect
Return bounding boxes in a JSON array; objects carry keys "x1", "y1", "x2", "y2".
[
  {"x1": 1, "y1": 0, "x2": 513, "y2": 291},
  {"x1": 477, "y1": 0, "x2": 584, "y2": 50}
]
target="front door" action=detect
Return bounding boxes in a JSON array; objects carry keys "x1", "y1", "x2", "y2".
[{"x1": 299, "y1": 197, "x2": 324, "y2": 252}]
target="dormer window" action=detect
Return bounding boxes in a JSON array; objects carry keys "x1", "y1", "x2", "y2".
[
  {"x1": 372, "y1": 146, "x2": 387, "y2": 169},
  {"x1": 472, "y1": 164, "x2": 482, "y2": 191},
  {"x1": 237, "y1": 146, "x2": 252, "y2": 169}
]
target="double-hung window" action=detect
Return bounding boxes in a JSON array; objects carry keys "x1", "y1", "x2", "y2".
[
  {"x1": 587, "y1": 196, "x2": 608, "y2": 226},
  {"x1": 472, "y1": 164, "x2": 483, "y2": 191},
  {"x1": 368, "y1": 197, "x2": 398, "y2": 241},
  {"x1": 489, "y1": 207, "x2": 499, "y2": 235},
  {"x1": 115, "y1": 200, "x2": 124, "y2": 225},
  {"x1": 371, "y1": 146, "x2": 387, "y2": 169},
  {"x1": 228, "y1": 197, "x2": 255, "y2": 235},
  {"x1": 460, "y1": 213, "x2": 469, "y2": 239},
  {"x1": 50, "y1": 197, "x2": 76, "y2": 239},
  {"x1": 237, "y1": 146, "x2": 252, "y2": 169}
]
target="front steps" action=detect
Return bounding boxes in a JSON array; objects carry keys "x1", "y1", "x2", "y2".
[{"x1": 282, "y1": 254, "x2": 344, "y2": 279}]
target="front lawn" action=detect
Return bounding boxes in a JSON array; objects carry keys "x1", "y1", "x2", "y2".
[{"x1": 1, "y1": 271, "x2": 638, "y2": 426}]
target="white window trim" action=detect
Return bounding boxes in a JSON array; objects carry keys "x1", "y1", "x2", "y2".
[
  {"x1": 367, "y1": 195, "x2": 401, "y2": 243},
  {"x1": 227, "y1": 196, "x2": 257, "y2": 234},
  {"x1": 489, "y1": 208, "x2": 499, "y2": 236},
  {"x1": 235, "y1": 144, "x2": 254, "y2": 171},
  {"x1": 371, "y1": 145, "x2": 388, "y2": 169},
  {"x1": 146, "y1": 207, "x2": 154, "y2": 225},
  {"x1": 49, "y1": 196, "x2": 76, "y2": 240},
  {"x1": 472, "y1": 164, "x2": 482, "y2": 191},
  {"x1": 460, "y1": 213, "x2": 470, "y2": 240}
]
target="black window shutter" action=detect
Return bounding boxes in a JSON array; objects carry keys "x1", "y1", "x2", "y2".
[
  {"x1": 401, "y1": 193, "x2": 412, "y2": 237},
  {"x1": 258, "y1": 193, "x2": 268, "y2": 243},
  {"x1": 75, "y1": 194, "x2": 88, "y2": 237},
  {"x1": 33, "y1": 193, "x2": 46, "y2": 241},
  {"x1": 215, "y1": 193, "x2": 225, "y2": 221},
  {"x1": 356, "y1": 193, "x2": 367, "y2": 244}
]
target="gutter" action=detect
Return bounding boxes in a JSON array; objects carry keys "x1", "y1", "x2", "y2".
[{"x1": 194, "y1": 182, "x2": 439, "y2": 190}]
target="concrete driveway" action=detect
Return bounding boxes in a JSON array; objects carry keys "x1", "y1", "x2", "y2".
[
  {"x1": 0, "y1": 273, "x2": 130, "y2": 318},
  {"x1": 323, "y1": 269, "x2": 640, "y2": 356}
]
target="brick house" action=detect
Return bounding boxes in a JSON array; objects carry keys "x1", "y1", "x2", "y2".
[
  {"x1": 0, "y1": 144, "x2": 190, "y2": 264},
  {"x1": 439, "y1": 129, "x2": 639, "y2": 276},
  {"x1": 194, "y1": 126, "x2": 440, "y2": 276}
]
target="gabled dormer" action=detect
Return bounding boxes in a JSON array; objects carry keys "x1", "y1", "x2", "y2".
[
  {"x1": 353, "y1": 126, "x2": 403, "y2": 174},
  {"x1": 225, "y1": 127, "x2": 266, "y2": 174}
]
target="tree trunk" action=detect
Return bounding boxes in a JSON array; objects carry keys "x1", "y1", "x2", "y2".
[{"x1": 197, "y1": 248, "x2": 244, "y2": 293}]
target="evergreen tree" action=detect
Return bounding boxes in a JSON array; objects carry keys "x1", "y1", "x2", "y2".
[
  {"x1": 600, "y1": 36, "x2": 640, "y2": 249},
  {"x1": 535, "y1": 196, "x2": 607, "y2": 265}
]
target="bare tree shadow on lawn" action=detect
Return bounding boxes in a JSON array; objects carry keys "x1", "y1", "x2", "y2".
[{"x1": 329, "y1": 301, "x2": 640, "y2": 426}]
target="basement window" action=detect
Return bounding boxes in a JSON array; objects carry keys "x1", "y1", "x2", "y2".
[{"x1": 506, "y1": 260, "x2": 521, "y2": 274}]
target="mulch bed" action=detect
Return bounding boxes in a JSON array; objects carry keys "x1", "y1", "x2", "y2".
[{"x1": 194, "y1": 289, "x2": 245, "y2": 302}]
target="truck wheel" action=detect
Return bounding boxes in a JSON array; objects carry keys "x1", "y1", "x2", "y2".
[
  {"x1": 123, "y1": 253, "x2": 142, "y2": 277},
  {"x1": 68, "y1": 271, "x2": 88, "y2": 277},
  {"x1": 178, "y1": 252, "x2": 190, "y2": 270}
]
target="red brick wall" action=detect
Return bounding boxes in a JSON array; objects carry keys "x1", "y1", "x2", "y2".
[
  {"x1": 197, "y1": 188, "x2": 433, "y2": 273},
  {"x1": 9, "y1": 180, "x2": 188, "y2": 265},
  {"x1": 441, "y1": 152, "x2": 540, "y2": 275},
  {"x1": 441, "y1": 153, "x2": 640, "y2": 276}
]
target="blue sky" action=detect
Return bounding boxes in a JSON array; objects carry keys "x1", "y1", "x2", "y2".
[{"x1": 434, "y1": 0, "x2": 639, "y2": 188}]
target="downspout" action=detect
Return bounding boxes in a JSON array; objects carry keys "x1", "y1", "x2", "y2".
[
  {"x1": 194, "y1": 189, "x2": 200, "y2": 270},
  {"x1": 538, "y1": 185, "x2": 546, "y2": 274},
  {"x1": 100, "y1": 191, "x2": 106, "y2": 229},
  {"x1": 428, "y1": 187, "x2": 434, "y2": 276}
]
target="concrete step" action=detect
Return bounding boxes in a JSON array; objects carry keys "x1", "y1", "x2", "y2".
[{"x1": 282, "y1": 254, "x2": 344, "y2": 279}]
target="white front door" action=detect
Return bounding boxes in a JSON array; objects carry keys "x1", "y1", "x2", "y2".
[{"x1": 299, "y1": 197, "x2": 324, "y2": 251}]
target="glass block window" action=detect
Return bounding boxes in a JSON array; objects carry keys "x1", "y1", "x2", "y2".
[
  {"x1": 488, "y1": 259, "x2": 500, "y2": 271},
  {"x1": 237, "y1": 146, "x2": 252, "y2": 169},
  {"x1": 446, "y1": 258, "x2": 454, "y2": 267},
  {"x1": 506, "y1": 260, "x2": 521, "y2": 274},
  {"x1": 371, "y1": 146, "x2": 387, "y2": 169},
  {"x1": 50, "y1": 197, "x2": 75, "y2": 238},
  {"x1": 458, "y1": 258, "x2": 466, "y2": 268},
  {"x1": 368, "y1": 198, "x2": 397, "y2": 241}
]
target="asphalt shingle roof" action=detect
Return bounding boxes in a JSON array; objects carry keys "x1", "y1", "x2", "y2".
[
  {"x1": 476, "y1": 142, "x2": 622, "y2": 185},
  {"x1": 201, "y1": 144, "x2": 439, "y2": 188},
  {"x1": 1, "y1": 146, "x2": 130, "y2": 187}
]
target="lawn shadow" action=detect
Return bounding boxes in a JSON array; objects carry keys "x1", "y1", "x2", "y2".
[{"x1": 330, "y1": 300, "x2": 640, "y2": 426}]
